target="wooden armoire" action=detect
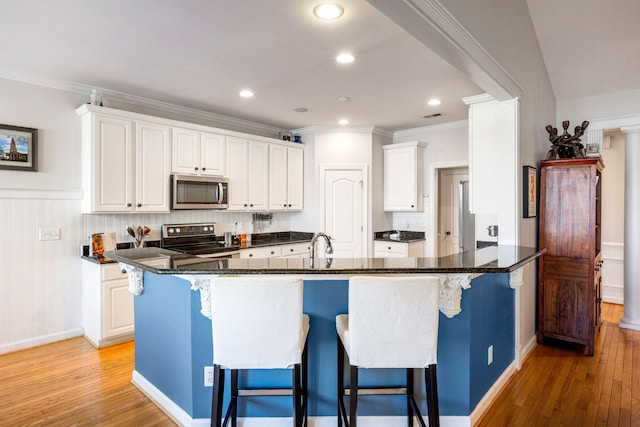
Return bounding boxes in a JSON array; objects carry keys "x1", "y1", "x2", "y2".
[{"x1": 537, "y1": 158, "x2": 604, "y2": 356}]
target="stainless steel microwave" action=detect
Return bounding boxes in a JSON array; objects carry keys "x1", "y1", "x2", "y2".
[{"x1": 171, "y1": 174, "x2": 228, "y2": 210}]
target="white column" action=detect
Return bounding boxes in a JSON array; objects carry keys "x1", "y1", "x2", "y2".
[{"x1": 620, "y1": 126, "x2": 640, "y2": 330}]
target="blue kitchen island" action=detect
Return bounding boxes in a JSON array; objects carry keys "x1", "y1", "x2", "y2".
[{"x1": 108, "y1": 246, "x2": 543, "y2": 427}]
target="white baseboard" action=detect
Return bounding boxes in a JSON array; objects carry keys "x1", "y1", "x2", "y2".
[
  {"x1": 132, "y1": 370, "x2": 470, "y2": 427},
  {"x1": 0, "y1": 328, "x2": 83, "y2": 355},
  {"x1": 469, "y1": 361, "x2": 517, "y2": 425},
  {"x1": 520, "y1": 335, "x2": 537, "y2": 365}
]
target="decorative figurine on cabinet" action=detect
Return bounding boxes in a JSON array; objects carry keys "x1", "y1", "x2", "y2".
[{"x1": 545, "y1": 120, "x2": 589, "y2": 160}]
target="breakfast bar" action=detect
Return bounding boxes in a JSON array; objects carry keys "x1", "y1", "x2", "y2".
[{"x1": 108, "y1": 246, "x2": 543, "y2": 427}]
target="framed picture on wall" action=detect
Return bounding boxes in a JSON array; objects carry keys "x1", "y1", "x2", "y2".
[
  {"x1": 0, "y1": 124, "x2": 38, "y2": 171},
  {"x1": 523, "y1": 165, "x2": 537, "y2": 218}
]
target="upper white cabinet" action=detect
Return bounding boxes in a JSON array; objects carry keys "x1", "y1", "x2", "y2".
[
  {"x1": 135, "y1": 121, "x2": 172, "y2": 212},
  {"x1": 269, "y1": 145, "x2": 304, "y2": 211},
  {"x1": 383, "y1": 141, "x2": 426, "y2": 212},
  {"x1": 171, "y1": 127, "x2": 226, "y2": 176},
  {"x1": 77, "y1": 104, "x2": 303, "y2": 214},
  {"x1": 227, "y1": 137, "x2": 269, "y2": 211},
  {"x1": 77, "y1": 105, "x2": 171, "y2": 213}
]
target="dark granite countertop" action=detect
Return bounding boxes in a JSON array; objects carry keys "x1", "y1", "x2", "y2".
[
  {"x1": 374, "y1": 230, "x2": 425, "y2": 243},
  {"x1": 82, "y1": 232, "x2": 314, "y2": 265},
  {"x1": 105, "y1": 245, "x2": 545, "y2": 275}
]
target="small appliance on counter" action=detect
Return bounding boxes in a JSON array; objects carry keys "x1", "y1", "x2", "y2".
[{"x1": 161, "y1": 222, "x2": 240, "y2": 259}]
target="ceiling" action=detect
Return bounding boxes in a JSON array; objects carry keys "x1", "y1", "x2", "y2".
[{"x1": 1, "y1": 1, "x2": 638, "y2": 132}]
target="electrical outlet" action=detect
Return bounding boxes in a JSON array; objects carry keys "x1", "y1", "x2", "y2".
[
  {"x1": 39, "y1": 228, "x2": 60, "y2": 241},
  {"x1": 204, "y1": 366, "x2": 214, "y2": 387},
  {"x1": 488, "y1": 345, "x2": 494, "y2": 365}
]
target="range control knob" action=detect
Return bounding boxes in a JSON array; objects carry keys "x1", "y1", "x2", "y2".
[
  {"x1": 175, "y1": 228, "x2": 181, "y2": 233},
  {"x1": 168, "y1": 228, "x2": 175, "y2": 234}
]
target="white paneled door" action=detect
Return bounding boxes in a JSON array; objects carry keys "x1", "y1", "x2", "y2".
[
  {"x1": 322, "y1": 167, "x2": 366, "y2": 258},
  {"x1": 438, "y1": 168, "x2": 469, "y2": 256}
]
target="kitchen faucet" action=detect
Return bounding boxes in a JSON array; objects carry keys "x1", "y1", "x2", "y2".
[{"x1": 309, "y1": 232, "x2": 334, "y2": 259}]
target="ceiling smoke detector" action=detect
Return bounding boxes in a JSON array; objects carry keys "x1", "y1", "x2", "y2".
[{"x1": 423, "y1": 113, "x2": 443, "y2": 119}]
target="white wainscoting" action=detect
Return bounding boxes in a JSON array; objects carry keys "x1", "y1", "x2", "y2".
[
  {"x1": 0, "y1": 193, "x2": 84, "y2": 354},
  {"x1": 601, "y1": 242, "x2": 624, "y2": 304},
  {"x1": 0, "y1": 193, "x2": 293, "y2": 354}
]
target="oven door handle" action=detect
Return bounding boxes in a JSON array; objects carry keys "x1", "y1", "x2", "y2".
[{"x1": 196, "y1": 250, "x2": 240, "y2": 259}]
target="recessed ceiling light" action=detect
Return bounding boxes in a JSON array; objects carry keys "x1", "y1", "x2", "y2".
[
  {"x1": 427, "y1": 98, "x2": 442, "y2": 106},
  {"x1": 313, "y1": 3, "x2": 344, "y2": 20},
  {"x1": 338, "y1": 118, "x2": 350, "y2": 125},
  {"x1": 336, "y1": 53, "x2": 355, "y2": 64},
  {"x1": 239, "y1": 89, "x2": 254, "y2": 98},
  {"x1": 337, "y1": 96, "x2": 351, "y2": 102},
  {"x1": 293, "y1": 107, "x2": 308, "y2": 113}
]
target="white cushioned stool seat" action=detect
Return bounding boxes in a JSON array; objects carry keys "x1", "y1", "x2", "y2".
[
  {"x1": 336, "y1": 275, "x2": 441, "y2": 427},
  {"x1": 210, "y1": 276, "x2": 308, "y2": 427}
]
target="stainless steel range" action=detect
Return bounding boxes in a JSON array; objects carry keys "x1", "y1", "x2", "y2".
[{"x1": 161, "y1": 222, "x2": 240, "y2": 259}]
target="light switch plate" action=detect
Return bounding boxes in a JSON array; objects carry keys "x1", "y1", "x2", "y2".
[{"x1": 39, "y1": 228, "x2": 60, "y2": 241}]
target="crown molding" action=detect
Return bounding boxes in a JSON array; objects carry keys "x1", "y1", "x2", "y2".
[
  {"x1": 393, "y1": 119, "x2": 468, "y2": 140},
  {"x1": 462, "y1": 93, "x2": 495, "y2": 105},
  {"x1": 0, "y1": 66, "x2": 287, "y2": 136},
  {"x1": 368, "y1": 0, "x2": 523, "y2": 101},
  {"x1": 292, "y1": 125, "x2": 391, "y2": 136}
]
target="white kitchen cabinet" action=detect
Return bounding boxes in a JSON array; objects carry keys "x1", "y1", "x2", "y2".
[
  {"x1": 374, "y1": 240, "x2": 424, "y2": 258},
  {"x1": 136, "y1": 121, "x2": 172, "y2": 212},
  {"x1": 240, "y1": 245, "x2": 282, "y2": 259},
  {"x1": 269, "y1": 145, "x2": 304, "y2": 211},
  {"x1": 227, "y1": 137, "x2": 269, "y2": 211},
  {"x1": 171, "y1": 127, "x2": 226, "y2": 176},
  {"x1": 279, "y1": 242, "x2": 310, "y2": 258},
  {"x1": 77, "y1": 105, "x2": 171, "y2": 213},
  {"x1": 383, "y1": 141, "x2": 426, "y2": 212},
  {"x1": 240, "y1": 242, "x2": 310, "y2": 259},
  {"x1": 82, "y1": 257, "x2": 170, "y2": 348}
]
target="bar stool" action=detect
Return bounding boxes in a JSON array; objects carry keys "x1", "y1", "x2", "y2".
[
  {"x1": 336, "y1": 275, "x2": 441, "y2": 427},
  {"x1": 209, "y1": 276, "x2": 309, "y2": 427}
]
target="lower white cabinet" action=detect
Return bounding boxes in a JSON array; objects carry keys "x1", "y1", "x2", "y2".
[
  {"x1": 240, "y1": 242, "x2": 310, "y2": 259},
  {"x1": 240, "y1": 246, "x2": 282, "y2": 259},
  {"x1": 278, "y1": 242, "x2": 310, "y2": 258},
  {"x1": 82, "y1": 257, "x2": 168, "y2": 348},
  {"x1": 373, "y1": 241, "x2": 424, "y2": 258}
]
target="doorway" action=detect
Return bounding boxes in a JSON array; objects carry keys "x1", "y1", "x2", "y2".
[
  {"x1": 437, "y1": 167, "x2": 469, "y2": 256},
  {"x1": 320, "y1": 166, "x2": 367, "y2": 258}
]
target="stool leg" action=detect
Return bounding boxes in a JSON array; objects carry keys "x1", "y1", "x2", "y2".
[
  {"x1": 231, "y1": 370, "x2": 238, "y2": 427},
  {"x1": 337, "y1": 335, "x2": 344, "y2": 427},
  {"x1": 406, "y1": 368, "x2": 414, "y2": 427},
  {"x1": 293, "y1": 363, "x2": 301, "y2": 427},
  {"x1": 211, "y1": 365, "x2": 224, "y2": 427},
  {"x1": 302, "y1": 340, "x2": 309, "y2": 427},
  {"x1": 350, "y1": 365, "x2": 358, "y2": 427},
  {"x1": 425, "y1": 365, "x2": 440, "y2": 427}
]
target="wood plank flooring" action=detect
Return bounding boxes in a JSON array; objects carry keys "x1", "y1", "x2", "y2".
[
  {"x1": 0, "y1": 303, "x2": 637, "y2": 426},
  {"x1": 0, "y1": 338, "x2": 176, "y2": 426},
  {"x1": 476, "y1": 303, "x2": 640, "y2": 427}
]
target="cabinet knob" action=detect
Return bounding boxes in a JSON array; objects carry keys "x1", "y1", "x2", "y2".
[
  {"x1": 250, "y1": 204, "x2": 254, "y2": 207},
  {"x1": 121, "y1": 269, "x2": 127, "y2": 274},
  {"x1": 411, "y1": 205, "x2": 415, "y2": 208},
  {"x1": 194, "y1": 167, "x2": 199, "y2": 171},
  {"x1": 288, "y1": 204, "x2": 292, "y2": 207},
  {"x1": 202, "y1": 167, "x2": 206, "y2": 171},
  {"x1": 284, "y1": 204, "x2": 287, "y2": 207},
  {"x1": 290, "y1": 249, "x2": 294, "y2": 252},
  {"x1": 249, "y1": 254, "x2": 253, "y2": 257},
  {"x1": 127, "y1": 203, "x2": 132, "y2": 207},
  {"x1": 445, "y1": 231, "x2": 451, "y2": 235},
  {"x1": 388, "y1": 246, "x2": 391, "y2": 250},
  {"x1": 244, "y1": 204, "x2": 248, "y2": 207},
  {"x1": 137, "y1": 203, "x2": 142, "y2": 208},
  {"x1": 270, "y1": 251, "x2": 275, "y2": 255}
]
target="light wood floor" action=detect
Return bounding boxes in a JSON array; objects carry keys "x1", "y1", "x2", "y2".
[{"x1": 0, "y1": 303, "x2": 637, "y2": 426}]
